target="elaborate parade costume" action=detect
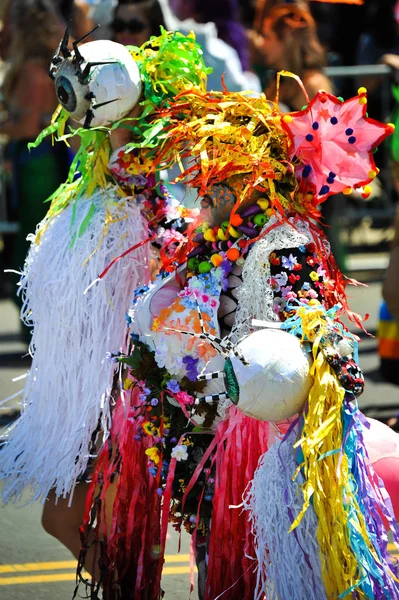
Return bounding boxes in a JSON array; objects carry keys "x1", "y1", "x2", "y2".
[
  {"x1": 78, "y1": 85, "x2": 399, "y2": 600},
  {"x1": 2, "y1": 27, "x2": 399, "y2": 600},
  {"x1": 0, "y1": 29, "x2": 207, "y2": 502}
]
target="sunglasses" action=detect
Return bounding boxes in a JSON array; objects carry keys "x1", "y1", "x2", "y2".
[{"x1": 111, "y1": 17, "x2": 149, "y2": 34}]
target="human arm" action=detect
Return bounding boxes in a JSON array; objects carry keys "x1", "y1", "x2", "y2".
[
  {"x1": 381, "y1": 53, "x2": 399, "y2": 71},
  {"x1": 303, "y1": 71, "x2": 333, "y2": 98},
  {"x1": 0, "y1": 61, "x2": 56, "y2": 140}
]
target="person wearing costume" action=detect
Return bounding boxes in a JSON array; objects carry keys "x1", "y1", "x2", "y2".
[
  {"x1": 76, "y1": 80, "x2": 399, "y2": 600},
  {"x1": 2, "y1": 24, "x2": 399, "y2": 600},
  {"x1": 0, "y1": 29, "x2": 207, "y2": 517},
  {"x1": 0, "y1": 0, "x2": 71, "y2": 304}
]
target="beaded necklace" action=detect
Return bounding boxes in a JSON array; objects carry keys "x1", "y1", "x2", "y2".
[{"x1": 186, "y1": 193, "x2": 273, "y2": 276}]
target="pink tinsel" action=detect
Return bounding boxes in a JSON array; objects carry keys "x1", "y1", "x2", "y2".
[
  {"x1": 204, "y1": 407, "x2": 269, "y2": 600},
  {"x1": 79, "y1": 390, "x2": 163, "y2": 600}
]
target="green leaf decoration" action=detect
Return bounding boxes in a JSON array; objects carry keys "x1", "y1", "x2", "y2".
[
  {"x1": 117, "y1": 346, "x2": 142, "y2": 370},
  {"x1": 78, "y1": 202, "x2": 96, "y2": 238},
  {"x1": 27, "y1": 107, "x2": 69, "y2": 150},
  {"x1": 224, "y1": 357, "x2": 240, "y2": 405},
  {"x1": 27, "y1": 122, "x2": 59, "y2": 150}
]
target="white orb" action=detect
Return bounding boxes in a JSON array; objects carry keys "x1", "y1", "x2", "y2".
[
  {"x1": 228, "y1": 329, "x2": 313, "y2": 422},
  {"x1": 337, "y1": 338, "x2": 354, "y2": 357},
  {"x1": 54, "y1": 40, "x2": 142, "y2": 127}
]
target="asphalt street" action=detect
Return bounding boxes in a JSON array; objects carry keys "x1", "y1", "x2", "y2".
[{"x1": 0, "y1": 275, "x2": 398, "y2": 600}]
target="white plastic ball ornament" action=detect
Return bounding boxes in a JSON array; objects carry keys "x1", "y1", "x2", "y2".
[
  {"x1": 53, "y1": 40, "x2": 142, "y2": 127},
  {"x1": 225, "y1": 329, "x2": 313, "y2": 422}
]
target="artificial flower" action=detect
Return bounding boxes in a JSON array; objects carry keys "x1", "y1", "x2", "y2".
[
  {"x1": 274, "y1": 271, "x2": 288, "y2": 287},
  {"x1": 171, "y1": 444, "x2": 189, "y2": 462},
  {"x1": 282, "y1": 90, "x2": 393, "y2": 201},
  {"x1": 176, "y1": 391, "x2": 195, "y2": 406},
  {"x1": 308, "y1": 289, "x2": 319, "y2": 299},
  {"x1": 182, "y1": 355, "x2": 199, "y2": 382},
  {"x1": 167, "y1": 379, "x2": 180, "y2": 394},
  {"x1": 281, "y1": 285, "x2": 293, "y2": 298},
  {"x1": 288, "y1": 273, "x2": 301, "y2": 284},
  {"x1": 145, "y1": 446, "x2": 160, "y2": 464},
  {"x1": 281, "y1": 254, "x2": 297, "y2": 270},
  {"x1": 143, "y1": 421, "x2": 156, "y2": 436},
  {"x1": 269, "y1": 252, "x2": 281, "y2": 266},
  {"x1": 269, "y1": 277, "x2": 280, "y2": 293}
]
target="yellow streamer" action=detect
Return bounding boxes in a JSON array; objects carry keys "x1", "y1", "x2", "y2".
[
  {"x1": 292, "y1": 306, "x2": 386, "y2": 599},
  {"x1": 153, "y1": 88, "x2": 301, "y2": 224},
  {"x1": 291, "y1": 308, "x2": 393, "y2": 600}
]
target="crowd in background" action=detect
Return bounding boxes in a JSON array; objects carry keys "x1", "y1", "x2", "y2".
[
  {"x1": 0, "y1": 0, "x2": 399, "y2": 377},
  {"x1": 0, "y1": 0, "x2": 398, "y2": 214},
  {"x1": 0, "y1": 0, "x2": 398, "y2": 141}
]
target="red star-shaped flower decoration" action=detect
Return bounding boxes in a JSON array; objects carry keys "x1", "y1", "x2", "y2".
[{"x1": 281, "y1": 89, "x2": 394, "y2": 202}]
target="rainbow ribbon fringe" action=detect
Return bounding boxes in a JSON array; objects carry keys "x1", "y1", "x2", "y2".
[{"x1": 291, "y1": 306, "x2": 399, "y2": 599}]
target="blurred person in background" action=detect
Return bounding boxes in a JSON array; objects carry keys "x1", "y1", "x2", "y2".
[
  {"x1": 248, "y1": 5, "x2": 349, "y2": 269},
  {"x1": 165, "y1": 0, "x2": 261, "y2": 92},
  {"x1": 169, "y1": 0, "x2": 250, "y2": 71},
  {"x1": 0, "y1": 0, "x2": 12, "y2": 62},
  {"x1": 252, "y1": 0, "x2": 366, "y2": 78},
  {"x1": 237, "y1": 0, "x2": 257, "y2": 29},
  {"x1": 0, "y1": 0, "x2": 93, "y2": 60},
  {"x1": 253, "y1": 0, "x2": 309, "y2": 28},
  {"x1": 111, "y1": 0, "x2": 166, "y2": 48},
  {"x1": 107, "y1": 0, "x2": 166, "y2": 153},
  {"x1": 249, "y1": 4, "x2": 332, "y2": 110},
  {"x1": 85, "y1": 0, "x2": 115, "y2": 35},
  {"x1": 54, "y1": 0, "x2": 94, "y2": 39},
  {"x1": 355, "y1": 0, "x2": 399, "y2": 121},
  {"x1": 0, "y1": 0, "x2": 70, "y2": 305},
  {"x1": 357, "y1": 0, "x2": 399, "y2": 69}
]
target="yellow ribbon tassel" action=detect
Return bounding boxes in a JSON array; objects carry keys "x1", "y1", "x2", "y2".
[{"x1": 292, "y1": 307, "x2": 383, "y2": 599}]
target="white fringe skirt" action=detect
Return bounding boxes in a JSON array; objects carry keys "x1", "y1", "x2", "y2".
[{"x1": 1, "y1": 188, "x2": 149, "y2": 503}]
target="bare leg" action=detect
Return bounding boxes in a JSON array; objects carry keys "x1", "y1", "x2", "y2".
[
  {"x1": 42, "y1": 479, "x2": 117, "y2": 579},
  {"x1": 42, "y1": 483, "x2": 89, "y2": 560}
]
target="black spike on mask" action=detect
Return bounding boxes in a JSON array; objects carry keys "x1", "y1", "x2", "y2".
[
  {"x1": 91, "y1": 98, "x2": 120, "y2": 110},
  {"x1": 73, "y1": 25, "x2": 101, "y2": 65},
  {"x1": 83, "y1": 109, "x2": 94, "y2": 129},
  {"x1": 77, "y1": 61, "x2": 118, "y2": 84},
  {"x1": 52, "y1": 24, "x2": 71, "y2": 65}
]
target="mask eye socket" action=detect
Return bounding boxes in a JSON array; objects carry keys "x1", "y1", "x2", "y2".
[
  {"x1": 224, "y1": 357, "x2": 240, "y2": 405},
  {"x1": 56, "y1": 75, "x2": 77, "y2": 112}
]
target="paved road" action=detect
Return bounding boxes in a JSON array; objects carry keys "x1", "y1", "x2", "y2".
[{"x1": 0, "y1": 277, "x2": 398, "y2": 599}]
